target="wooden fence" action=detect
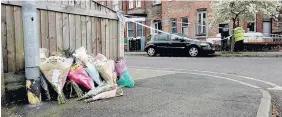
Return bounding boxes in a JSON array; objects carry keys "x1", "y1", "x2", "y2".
[{"x1": 1, "y1": 0, "x2": 122, "y2": 73}]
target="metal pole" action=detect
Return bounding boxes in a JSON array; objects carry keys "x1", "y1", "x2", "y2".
[{"x1": 22, "y1": 0, "x2": 41, "y2": 105}]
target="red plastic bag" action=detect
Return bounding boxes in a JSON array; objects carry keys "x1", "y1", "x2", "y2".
[{"x1": 68, "y1": 65, "x2": 95, "y2": 89}]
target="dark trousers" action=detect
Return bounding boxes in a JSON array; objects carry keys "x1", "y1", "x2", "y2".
[
  {"x1": 234, "y1": 40, "x2": 244, "y2": 52},
  {"x1": 221, "y1": 40, "x2": 227, "y2": 51}
]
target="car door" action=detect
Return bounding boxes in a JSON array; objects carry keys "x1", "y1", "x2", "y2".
[
  {"x1": 169, "y1": 35, "x2": 186, "y2": 53},
  {"x1": 154, "y1": 34, "x2": 170, "y2": 52}
]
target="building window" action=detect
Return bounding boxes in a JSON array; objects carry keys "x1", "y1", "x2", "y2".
[
  {"x1": 170, "y1": 18, "x2": 177, "y2": 33},
  {"x1": 136, "y1": 22, "x2": 143, "y2": 37},
  {"x1": 112, "y1": 1, "x2": 119, "y2": 11},
  {"x1": 136, "y1": 0, "x2": 141, "y2": 8},
  {"x1": 181, "y1": 17, "x2": 188, "y2": 35},
  {"x1": 129, "y1": 0, "x2": 133, "y2": 9},
  {"x1": 127, "y1": 22, "x2": 134, "y2": 37},
  {"x1": 153, "y1": 0, "x2": 161, "y2": 5},
  {"x1": 154, "y1": 23, "x2": 158, "y2": 34},
  {"x1": 197, "y1": 8, "x2": 207, "y2": 35},
  {"x1": 152, "y1": 20, "x2": 162, "y2": 34},
  {"x1": 247, "y1": 22, "x2": 256, "y2": 32},
  {"x1": 247, "y1": 14, "x2": 256, "y2": 32}
]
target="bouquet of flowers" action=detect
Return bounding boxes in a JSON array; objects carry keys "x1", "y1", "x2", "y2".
[
  {"x1": 77, "y1": 83, "x2": 117, "y2": 101},
  {"x1": 68, "y1": 64, "x2": 95, "y2": 89},
  {"x1": 85, "y1": 87, "x2": 123, "y2": 102},
  {"x1": 40, "y1": 56, "x2": 73, "y2": 104}
]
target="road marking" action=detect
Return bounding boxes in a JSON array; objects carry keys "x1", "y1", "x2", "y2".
[
  {"x1": 128, "y1": 66, "x2": 282, "y2": 90},
  {"x1": 128, "y1": 66, "x2": 273, "y2": 117},
  {"x1": 189, "y1": 69, "x2": 282, "y2": 90}
]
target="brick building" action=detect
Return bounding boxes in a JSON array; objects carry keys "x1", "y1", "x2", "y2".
[
  {"x1": 162, "y1": 1, "x2": 282, "y2": 39},
  {"x1": 99, "y1": 0, "x2": 281, "y2": 39},
  {"x1": 162, "y1": 1, "x2": 214, "y2": 39},
  {"x1": 122, "y1": 0, "x2": 162, "y2": 39}
]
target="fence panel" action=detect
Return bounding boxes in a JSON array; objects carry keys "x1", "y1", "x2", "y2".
[{"x1": 1, "y1": 0, "x2": 120, "y2": 73}]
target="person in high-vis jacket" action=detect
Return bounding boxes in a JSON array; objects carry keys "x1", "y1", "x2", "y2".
[{"x1": 234, "y1": 27, "x2": 245, "y2": 52}]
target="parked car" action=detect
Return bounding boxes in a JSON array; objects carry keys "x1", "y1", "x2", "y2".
[{"x1": 144, "y1": 33, "x2": 215, "y2": 57}]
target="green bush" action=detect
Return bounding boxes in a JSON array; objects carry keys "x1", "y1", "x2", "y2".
[{"x1": 146, "y1": 35, "x2": 151, "y2": 42}]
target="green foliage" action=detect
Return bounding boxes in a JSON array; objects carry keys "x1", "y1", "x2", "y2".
[
  {"x1": 59, "y1": 48, "x2": 75, "y2": 58},
  {"x1": 146, "y1": 35, "x2": 151, "y2": 42}
]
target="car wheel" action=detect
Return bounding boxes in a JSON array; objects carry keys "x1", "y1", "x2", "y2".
[
  {"x1": 188, "y1": 46, "x2": 200, "y2": 57},
  {"x1": 147, "y1": 47, "x2": 156, "y2": 57}
]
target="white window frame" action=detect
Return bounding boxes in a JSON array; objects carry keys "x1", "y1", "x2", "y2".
[
  {"x1": 136, "y1": 0, "x2": 141, "y2": 8},
  {"x1": 127, "y1": 22, "x2": 134, "y2": 38},
  {"x1": 197, "y1": 10, "x2": 207, "y2": 35},
  {"x1": 181, "y1": 17, "x2": 188, "y2": 35},
  {"x1": 129, "y1": 0, "x2": 134, "y2": 9},
  {"x1": 247, "y1": 14, "x2": 257, "y2": 32},
  {"x1": 136, "y1": 22, "x2": 143, "y2": 37},
  {"x1": 151, "y1": 20, "x2": 161, "y2": 34},
  {"x1": 247, "y1": 21, "x2": 256, "y2": 32},
  {"x1": 170, "y1": 18, "x2": 177, "y2": 33},
  {"x1": 153, "y1": 0, "x2": 161, "y2": 5},
  {"x1": 154, "y1": 23, "x2": 159, "y2": 34}
]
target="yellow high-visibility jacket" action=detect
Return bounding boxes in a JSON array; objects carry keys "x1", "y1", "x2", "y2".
[{"x1": 234, "y1": 27, "x2": 244, "y2": 42}]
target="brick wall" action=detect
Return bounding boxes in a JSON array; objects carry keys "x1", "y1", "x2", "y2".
[
  {"x1": 123, "y1": 1, "x2": 162, "y2": 38},
  {"x1": 256, "y1": 14, "x2": 263, "y2": 33},
  {"x1": 272, "y1": 12, "x2": 282, "y2": 34},
  {"x1": 123, "y1": 1, "x2": 281, "y2": 39},
  {"x1": 162, "y1": 1, "x2": 217, "y2": 38},
  {"x1": 145, "y1": 1, "x2": 162, "y2": 37},
  {"x1": 161, "y1": 1, "x2": 280, "y2": 38}
]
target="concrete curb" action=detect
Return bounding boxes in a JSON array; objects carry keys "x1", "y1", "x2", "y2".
[
  {"x1": 256, "y1": 89, "x2": 272, "y2": 117},
  {"x1": 125, "y1": 52, "x2": 282, "y2": 57},
  {"x1": 125, "y1": 52, "x2": 147, "y2": 56}
]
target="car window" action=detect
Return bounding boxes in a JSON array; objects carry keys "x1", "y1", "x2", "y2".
[
  {"x1": 155, "y1": 34, "x2": 169, "y2": 41},
  {"x1": 151, "y1": 35, "x2": 156, "y2": 41},
  {"x1": 171, "y1": 35, "x2": 182, "y2": 41}
]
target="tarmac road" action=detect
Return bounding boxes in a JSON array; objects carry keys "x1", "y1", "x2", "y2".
[
  {"x1": 9, "y1": 56, "x2": 282, "y2": 117},
  {"x1": 125, "y1": 56, "x2": 282, "y2": 117},
  {"x1": 57, "y1": 73, "x2": 262, "y2": 117}
]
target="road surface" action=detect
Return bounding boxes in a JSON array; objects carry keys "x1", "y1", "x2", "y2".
[
  {"x1": 11, "y1": 56, "x2": 282, "y2": 117},
  {"x1": 125, "y1": 56, "x2": 282, "y2": 117}
]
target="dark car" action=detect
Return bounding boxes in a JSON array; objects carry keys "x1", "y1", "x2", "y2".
[{"x1": 144, "y1": 33, "x2": 215, "y2": 57}]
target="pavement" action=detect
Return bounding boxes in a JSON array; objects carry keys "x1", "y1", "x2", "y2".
[
  {"x1": 2, "y1": 56, "x2": 282, "y2": 117},
  {"x1": 125, "y1": 51, "x2": 282, "y2": 57}
]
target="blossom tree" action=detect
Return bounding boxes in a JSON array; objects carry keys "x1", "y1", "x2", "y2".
[{"x1": 209, "y1": 0, "x2": 281, "y2": 51}]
